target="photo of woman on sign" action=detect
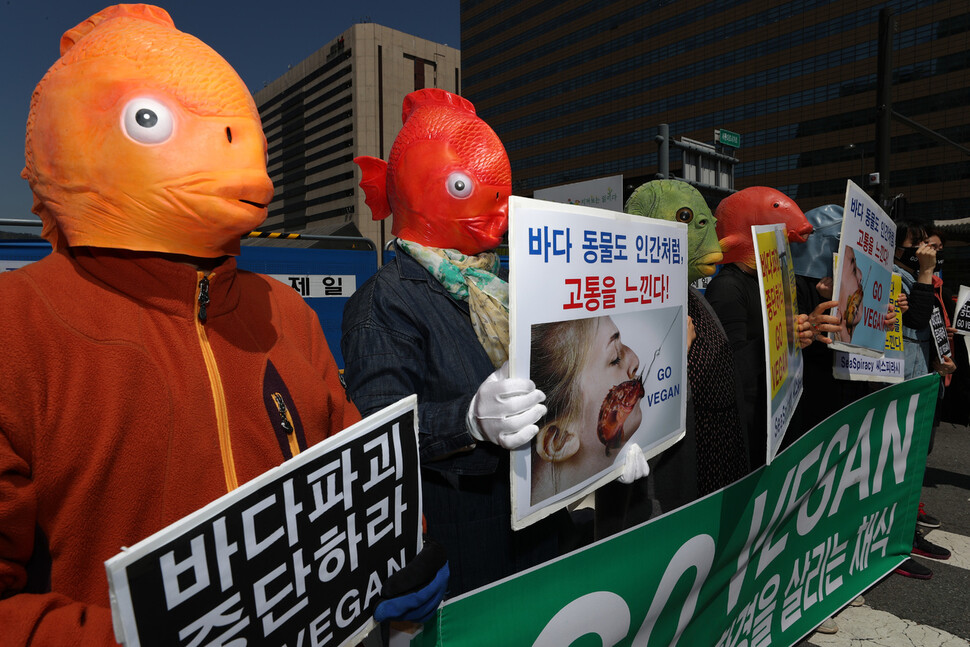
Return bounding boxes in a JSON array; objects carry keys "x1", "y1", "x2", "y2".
[
  {"x1": 528, "y1": 308, "x2": 684, "y2": 505},
  {"x1": 837, "y1": 245, "x2": 864, "y2": 343}
]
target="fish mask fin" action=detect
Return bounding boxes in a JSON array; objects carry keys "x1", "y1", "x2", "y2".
[
  {"x1": 354, "y1": 156, "x2": 391, "y2": 221},
  {"x1": 402, "y1": 88, "x2": 477, "y2": 123},
  {"x1": 60, "y1": 5, "x2": 175, "y2": 56}
]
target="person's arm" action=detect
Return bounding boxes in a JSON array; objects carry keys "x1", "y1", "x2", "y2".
[
  {"x1": 913, "y1": 242, "x2": 937, "y2": 285},
  {"x1": 902, "y1": 282, "x2": 934, "y2": 330},
  {"x1": 0, "y1": 431, "x2": 118, "y2": 645},
  {"x1": 342, "y1": 317, "x2": 479, "y2": 463}
]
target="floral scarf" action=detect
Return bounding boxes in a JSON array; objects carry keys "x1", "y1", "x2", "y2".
[{"x1": 398, "y1": 239, "x2": 509, "y2": 368}]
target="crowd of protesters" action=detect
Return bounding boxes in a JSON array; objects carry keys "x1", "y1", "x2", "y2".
[
  {"x1": 2, "y1": 6, "x2": 966, "y2": 643},
  {"x1": 707, "y1": 209, "x2": 963, "y2": 633}
]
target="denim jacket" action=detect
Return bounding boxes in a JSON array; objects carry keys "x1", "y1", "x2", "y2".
[
  {"x1": 340, "y1": 245, "x2": 504, "y2": 476},
  {"x1": 895, "y1": 263, "x2": 934, "y2": 379}
]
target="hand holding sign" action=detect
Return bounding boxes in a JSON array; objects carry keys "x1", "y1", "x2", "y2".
[
  {"x1": 374, "y1": 539, "x2": 449, "y2": 624},
  {"x1": 932, "y1": 355, "x2": 957, "y2": 377},
  {"x1": 804, "y1": 300, "x2": 841, "y2": 345},
  {"x1": 616, "y1": 443, "x2": 650, "y2": 484},
  {"x1": 468, "y1": 361, "x2": 547, "y2": 450}
]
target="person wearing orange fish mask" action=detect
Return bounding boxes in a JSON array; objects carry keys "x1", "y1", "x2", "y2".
[
  {"x1": 0, "y1": 6, "x2": 445, "y2": 644},
  {"x1": 342, "y1": 89, "x2": 648, "y2": 595}
]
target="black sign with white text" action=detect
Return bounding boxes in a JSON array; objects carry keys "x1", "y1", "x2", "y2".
[
  {"x1": 107, "y1": 398, "x2": 421, "y2": 647},
  {"x1": 955, "y1": 285, "x2": 970, "y2": 335},
  {"x1": 929, "y1": 305, "x2": 951, "y2": 361}
]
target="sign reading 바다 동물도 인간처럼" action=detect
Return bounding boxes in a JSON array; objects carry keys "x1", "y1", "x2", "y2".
[
  {"x1": 105, "y1": 396, "x2": 422, "y2": 647},
  {"x1": 507, "y1": 196, "x2": 689, "y2": 531},
  {"x1": 412, "y1": 373, "x2": 939, "y2": 647}
]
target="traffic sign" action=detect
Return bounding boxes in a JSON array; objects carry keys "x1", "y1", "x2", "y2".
[{"x1": 717, "y1": 128, "x2": 741, "y2": 148}]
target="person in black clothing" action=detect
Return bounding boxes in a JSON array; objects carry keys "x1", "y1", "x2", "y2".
[
  {"x1": 785, "y1": 205, "x2": 851, "y2": 443},
  {"x1": 925, "y1": 228, "x2": 966, "y2": 426},
  {"x1": 889, "y1": 220, "x2": 953, "y2": 580}
]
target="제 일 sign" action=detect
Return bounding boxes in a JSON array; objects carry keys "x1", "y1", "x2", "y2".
[{"x1": 106, "y1": 397, "x2": 421, "y2": 647}]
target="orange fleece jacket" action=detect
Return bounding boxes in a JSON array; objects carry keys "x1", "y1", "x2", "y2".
[{"x1": 0, "y1": 247, "x2": 361, "y2": 645}]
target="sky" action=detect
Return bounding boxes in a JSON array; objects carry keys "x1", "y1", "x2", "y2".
[{"x1": 0, "y1": 0, "x2": 460, "y2": 229}]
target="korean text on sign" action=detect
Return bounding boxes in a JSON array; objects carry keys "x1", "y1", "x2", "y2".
[
  {"x1": 562, "y1": 275, "x2": 670, "y2": 311},
  {"x1": 108, "y1": 407, "x2": 421, "y2": 647}
]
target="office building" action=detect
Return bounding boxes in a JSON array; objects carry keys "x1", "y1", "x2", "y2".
[
  {"x1": 461, "y1": 0, "x2": 969, "y2": 226},
  {"x1": 254, "y1": 23, "x2": 460, "y2": 249}
]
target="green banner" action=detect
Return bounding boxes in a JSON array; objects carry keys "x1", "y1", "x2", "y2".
[{"x1": 415, "y1": 374, "x2": 939, "y2": 647}]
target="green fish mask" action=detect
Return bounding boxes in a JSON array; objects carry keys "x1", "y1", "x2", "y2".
[{"x1": 625, "y1": 180, "x2": 723, "y2": 283}]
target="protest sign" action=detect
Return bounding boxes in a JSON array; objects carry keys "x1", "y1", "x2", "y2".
[
  {"x1": 106, "y1": 397, "x2": 422, "y2": 647},
  {"x1": 954, "y1": 285, "x2": 970, "y2": 335},
  {"x1": 411, "y1": 374, "x2": 938, "y2": 647},
  {"x1": 833, "y1": 273, "x2": 904, "y2": 383},
  {"x1": 929, "y1": 306, "x2": 951, "y2": 362},
  {"x1": 830, "y1": 181, "x2": 894, "y2": 357},
  {"x1": 507, "y1": 196, "x2": 688, "y2": 530},
  {"x1": 752, "y1": 224, "x2": 803, "y2": 463}
]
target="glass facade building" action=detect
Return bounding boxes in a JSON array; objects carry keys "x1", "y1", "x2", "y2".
[
  {"x1": 254, "y1": 24, "x2": 460, "y2": 249},
  {"x1": 461, "y1": 0, "x2": 970, "y2": 226}
]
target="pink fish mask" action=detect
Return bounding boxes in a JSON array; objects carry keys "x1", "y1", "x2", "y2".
[
  {"x1": 355, "y1": 89, "x2": 512, "y2": 256},
  {"x1": 715, "y1": 186, "x2": 813, "y2": 268}
]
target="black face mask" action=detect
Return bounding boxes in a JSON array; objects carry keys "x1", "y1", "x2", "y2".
[{"x1": 898, "y1": 246, "x2": 944, "y2": 272}]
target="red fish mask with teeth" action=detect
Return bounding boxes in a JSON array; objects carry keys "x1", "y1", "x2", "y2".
[
  {"x1": 715, "y1": 187, "x2": 814, "y2": 269},
  {"x1": 22, "y1": 4, "x2": 273, "y2": 257},
  {"x1": 355, "y1": 89, "x2": 512, "y2": 255}
]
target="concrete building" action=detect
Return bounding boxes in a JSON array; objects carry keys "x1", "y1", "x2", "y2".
[
  {"x1": 461, "y1": 0, "x2": 970, "y2": 226},
  {"x1": 254, "y1": 23, "x2": 460, "y2": 250}
]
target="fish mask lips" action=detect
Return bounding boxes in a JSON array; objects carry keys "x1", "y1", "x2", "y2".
[
  {"x1": 788, "y1": 222, "x2": 815, "y2": 244},
  {"x1": 24, "y1": 6, "x2": 272, "y2": 257},
  {"x1": 693, "y1": 251, "x2": 724, "y2": 277}
]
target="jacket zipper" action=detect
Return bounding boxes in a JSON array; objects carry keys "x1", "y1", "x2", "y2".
[
  {"x1": 195, "y1": 273, "x2": 238, "y2": 491},
  {"x1": 272, "y1": 392, "x2": 301, "y2": 458}
]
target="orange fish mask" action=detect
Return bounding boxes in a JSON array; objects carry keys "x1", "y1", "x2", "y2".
[
  {"x1": 355, "y1": 89, "x2": 512, "y2": 256},
  {"x1": 22, "y1": 4, "x2": 273, "y2": 257},
  {"x1": 715, "y1": 186, "x2": 814, "y2": 268}
]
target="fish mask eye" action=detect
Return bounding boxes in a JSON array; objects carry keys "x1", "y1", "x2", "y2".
[
  {"x1": 446, "y1": 172, "x2": 474, "y2": 199},
  {"x1": 675, "y1": 207, "x2": 694, "y2": 223},
  {"x1": 773, "y1": 202, "x2": 780, "y2": 208},
  {"x1": 122, "y1": 98, "x2": 174, "y2": 144}
]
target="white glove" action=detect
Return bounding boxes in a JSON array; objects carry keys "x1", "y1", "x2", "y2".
[
  {"x1": 467, "y1": 362, "x2": 546, "y2": 450},
  {"x1": 617, "y1": 443, "x2": 649, "y2": 484}
]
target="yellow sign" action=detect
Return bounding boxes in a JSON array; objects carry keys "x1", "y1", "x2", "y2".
[
  {"x1": 886, "y1": 273, "x2": 903, "y2": 352},
  {"x1": 757, "y1": 230, "x2": 788, "y2": 399}
]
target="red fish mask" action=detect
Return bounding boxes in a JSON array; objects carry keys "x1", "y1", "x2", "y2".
[
  {"x1": 715, "y1": 187, "x2": 813, "y2": 268},
  {"x1": 355, "y1": 89, "x2": 512, "y2": 256},
  {"x1": 22, "y1": 4, "x2": 273, "y2": 257}
]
